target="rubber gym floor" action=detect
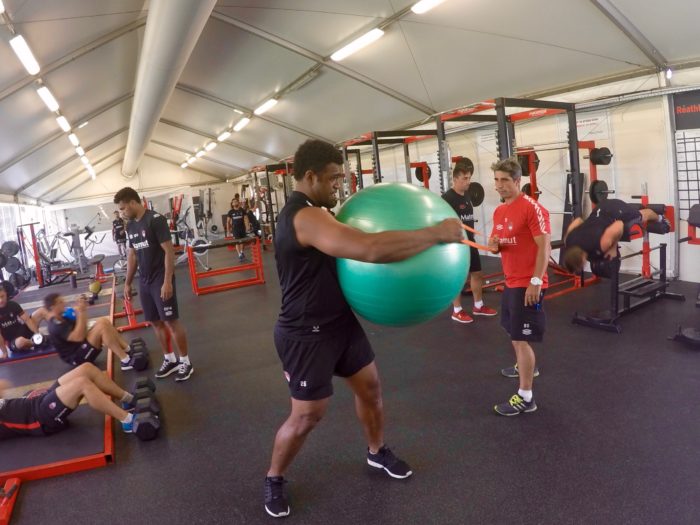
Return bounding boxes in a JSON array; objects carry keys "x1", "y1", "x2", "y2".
[{"x1": 5, "y1": 251, "x2": 700, "y2": 525}]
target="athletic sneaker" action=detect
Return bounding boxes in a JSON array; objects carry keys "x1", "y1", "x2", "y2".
[
  {"x1": 494, "y1": 394, "x2": 537, "y2": 416},
  {"x1": 264, "y1": 476, "x2": 290, "y2": 518},
  {"x1": 501, "y1": 364, "x2": 540, "y2": 378},
  {"x1": 175, "y1": 361, "x2": 194, "y2": 382},
  {"x1": 155, "y1": 359, "x2": 179, "y2": 379},
  {"x1": 121, "y1": 417, "x2": 135, "y2": 433},
  {"x1": 473, "y1": 305, "x2": 498, "y2": 316},
  {"x1": 451, "y1": 310, "x2": 474, "y2": 324},
  {"x1": 367, "y1": 446, "x2": 413, "y2": 479},
  {"x1": 120, "y1": 356, "x2": 138, "y2": 371}
]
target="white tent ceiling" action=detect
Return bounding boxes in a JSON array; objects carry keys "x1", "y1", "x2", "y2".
[{"x1": 1, "y1": 0, "x2": 699, "y2": 204}]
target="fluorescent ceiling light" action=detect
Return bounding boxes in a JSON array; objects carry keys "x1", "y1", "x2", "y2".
[
  {"x1": 56, "y1": 115, "x2": 71, "y2": 131},
  {"x1": 234, "y1": 109, "x2": 244, "y2": 115},
  {"x1": 80, "y1": 156, "x2": 90, "y2": 165},
  {"x1": 233, "y1": 117, "x2": 250, "y2": 132},
  {"x1": 180, "y1": 162, "x2": 188, "y2": 169},
  {"x1": 411, "y1": 0, "x2": 446, "y2": 14},
  {"x1": 68, "y1": 133, "x2": 80, "y2": 146},
  {"x1": 75, "y1": 146, "x2": 85, "y2": 156},
  {"x1": 330, "y1": 28, "x2": 384, "y2": 61},
  {"x1": 187, "y1": 156, "x2": 196, "y2": 165},
  {"x1": 36, "y1": 86, "x2": 59, "y2": 112},
  {"x1": 254, "y1": 98, "x2": 277, "y2": 115},
  {"x1": 666, "y1": 68, "x2": 673, "y2": 80},
  {"x1": 78, "y1": 121, "x2": 89, "y2": 129},
  {"x1": 195, "y1": 150, "x2": 205, "y2": 158},
  {"x1": 217, "y1": 130, "x2": 231, "y2": 142},
  {"x1": 0, "y1": 1, "x2": 5, "y2": 14},
  {"x1": 205, "y1": 141, "x2": 217, "y2": 151},
  {"x1": 87, "y1": 166, "x2": 96, "y2": 179},
  {"x1": 9, "y1": 35, "x2": 40, "y2": 75}
]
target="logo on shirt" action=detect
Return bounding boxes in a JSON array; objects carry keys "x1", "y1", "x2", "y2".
[
  {"x1": 312, "y1": 325, "x2": 320, "y2": 333},
  {"x1": 49, "y1": 402, "x2": 56, "y2": 410},
  {"x1": 300, "y1": 380, "x2": 308, "y2": 387},
  {"x1": 496, "y1": 224, "x2": 504, "y2": 231}
]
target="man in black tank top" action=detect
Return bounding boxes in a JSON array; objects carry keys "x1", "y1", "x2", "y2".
[
  {"x1": 264, "y1": 139, "x2": 463, "y2": 518},
  {"x1": 563, "y1": 198, "x2": 670, "y2": 273}
]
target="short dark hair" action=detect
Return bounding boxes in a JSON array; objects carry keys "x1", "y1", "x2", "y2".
[
  {"x1": 453, "y1": 157, "x2": 474, "y2": 177},
  {"x1": 293, "y1": 140, "x2": 343, "y2": 181},
  {"x1": 113, "y1": 187, "x2": 140, "y2": 205},
  {"x1": 43, "y1": 292, "x2": 61, "y2": 310},
  {"x1": 563, "y1": 245, "x2": 586, "y2": 274},
  {"x1": 491, "y1": 157, "x2": 522, "y2": 180},
  {"x1": 0, "y1": 282, "x2": 12, "y2": 297}
]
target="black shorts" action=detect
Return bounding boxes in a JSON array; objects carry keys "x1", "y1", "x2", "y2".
[
  {"x1": 139, "y1": 275, "x2": 179, "y2": 322},
  {"x1": 274, "y1": 320, "x2": 375, "y2": 401},
  {"x1": 36, "y1": 383, "x2": 73, "y2": 435},
  {"x1": 598, "y1": 199, "x2": 642, "y2": 241},
  {"x1": 6, "y1": 325, "x2": 34, "y2": 352},
  {"x1": 468, "y1": 246, "x2": 482, "y2": 273},
  {"x1": 67, "y1": 342, "x2": 102, "y2": 366},
  {"x1": 500, "y1": 287, "x2": 546, "y2": 342}
]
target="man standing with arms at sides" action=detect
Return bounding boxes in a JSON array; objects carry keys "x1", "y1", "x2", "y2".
[
  {"x1": 263, "y1": 139, "x2": 463, "y2": 518},
  {"x1": 227, "y1": 195, "x2": 247, "y2": 261},
  {"x1": 113, "y1": 187, "x2": 193, "y2": 382},
  {"x1": 442, "y1": 157, "x2": 497, "y2": 323},
  {"x1": 488, "y1": 158, "x2": 550, "y2": 416},
  {"x1": 112, "y1": 210, "x2": 127, "y2": 258}
]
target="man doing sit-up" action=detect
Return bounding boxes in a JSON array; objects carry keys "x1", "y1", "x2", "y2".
[
  {"x1": 45, "y1": 293, "x2": 137, "y2": 369},
  {"x1": 563, "y1": 198, "x2": 670, "y2": 273},
  {"x1": 0, "y1": 283, "x2": 49, "y2": 359},
  {"x1": 0, "y1": 362, "x2": 136, "y2": 439}
]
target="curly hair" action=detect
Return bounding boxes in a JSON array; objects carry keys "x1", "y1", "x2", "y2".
[{"x1": 293, "y1": 140, "x2": 343, "y2": 181}]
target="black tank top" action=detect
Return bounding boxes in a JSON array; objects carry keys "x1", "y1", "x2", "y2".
[
  {"x1": 566, "y1": 207, "x2": 613, "y2": 259},
  {"x1": 274, "y1": 191, "x2": 354, "y2": 339}
]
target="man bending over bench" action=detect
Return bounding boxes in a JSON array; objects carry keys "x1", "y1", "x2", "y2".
[
  {"x1": 0, "y1": 362, "x2": 135, "y2": 439},
  {"x1": 563, "y1": 198, "x2": 671, "y2": 274},
  {"x1": 44, "y1": 293, "x2": 137, "y2": 370}
]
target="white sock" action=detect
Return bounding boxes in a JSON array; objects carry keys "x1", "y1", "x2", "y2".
[
  {"x1": 518, "y1": 389, "x2": 533, "y2": 402},
  {"x1": 165, "y1": 352, "x2": 177, "y2": 363},
  {"x1": 120, "y1": 392, "x2": 134, "y2": 404},
  {"x1": 120, "y1": 356, "x2": 130, "y2": 364},
  {"x1": 180, "y1": 355, "x2": 190, "y2": 365},
  {"x1": 658, "y1": 215, "x2": 664, "y2": 222},
  {"x1": 121, "y1": 413, "x2": 134, "y2": 424},
  {"x1": 453, "y1": 306, "x2": 462, "y2": 313},
  {"x1": 474, "y1": 300, "x2": 484, "y2": 309}
]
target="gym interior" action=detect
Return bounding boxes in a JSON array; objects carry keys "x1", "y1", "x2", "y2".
[{"x1": 1, "y1": 1, "x2": 700, "y2": 524}]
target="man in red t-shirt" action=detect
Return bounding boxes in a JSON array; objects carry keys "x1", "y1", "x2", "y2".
[{"x1": 488, "y1": 158, "x2": 551, "y2": 416}]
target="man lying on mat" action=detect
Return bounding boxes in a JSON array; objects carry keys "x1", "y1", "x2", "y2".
[
  {"x1": 0, "y1": 282, "x2": 49, "y2": 359},
  {"x1": 44, "y1": 293, "x2": 137, "y2": 370},
  {"x1": 563, "y1": 198, "x2": 671, "y2": 274},
  {"x1": 0, "y1": 362, "x2": 135, "y2": 439}
]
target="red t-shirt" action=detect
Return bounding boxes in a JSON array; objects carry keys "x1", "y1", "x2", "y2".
[{"x1": 491, "y1": 194, "x2": 551, "y2": 289}]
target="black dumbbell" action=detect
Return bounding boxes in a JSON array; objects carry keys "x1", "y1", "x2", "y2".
[
  {"x1": 131, "y1": 376, "x2": 161, "y2": 441},
  {"x1": 129, "y1": 338, "x2": 149, "y2": 371}
]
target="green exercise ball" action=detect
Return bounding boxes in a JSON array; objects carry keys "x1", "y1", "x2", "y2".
[{"x1": 336, "y1": 183, "x2": 469, "y2": 326}]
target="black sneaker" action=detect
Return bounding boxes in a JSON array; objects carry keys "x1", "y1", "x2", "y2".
[
  {"x1": 175, "y1": 361, "x2": 194, "y2": 382},
  {"x1": 264, "y1": 476, "x2": 290, "y2": 518},
  {"x1": 500, "y1": 364, "x2": 540, "y2": 378},
  {"x1": 494, "y1": 394, "x2": 537, "y2": 416},
  {"x1": 155, "y1": 359, "x2": 179, "y2": 379},
  {"x1": 367, "y1": 446, "x2": 413, "y2": 479}
]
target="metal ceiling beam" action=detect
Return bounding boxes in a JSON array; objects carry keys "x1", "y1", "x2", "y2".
[
  {"x1": 52, "y1": 158, "x2": 125, "y2": 203},
  {"x1": 175, "y1": 83, "x2": 333, "y2": 142},
  {"x1": 37, "y1": 146, "x2": 127, "y2": 200},
  {"x1": 158, "y1": 118, "x2": 277, "y2": 160},
  {"x1": 589, "y1": 0, "x2": 668, "y2": 68},
  {"x1": 0, "y1": 18, "x2": 146, "y2": 103},
  {"x1": 210, "y1": 11, "x2": 435, "y2": 116},
  {"x1": 150, "y1": 140, "x2": 247, "y2": 172},
  {"x1": 14, "y1": 127, "x2": 128, "y2": 195},
  {"x1": 143, "y1": 154, "x2": 229, "y2": 180},
  {"x1": 0, "y1": 92, "x2": 133, "y2": 176}
]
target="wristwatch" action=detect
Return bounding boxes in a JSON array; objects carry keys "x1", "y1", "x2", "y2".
[{"x1": 530, "y1": 276, "x2": 543, "y2": 286}]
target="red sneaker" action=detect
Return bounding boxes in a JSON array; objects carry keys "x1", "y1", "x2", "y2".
[
  {"x1": 473, "y1": 305, "x2": 498, "y2": 316},
  {"x1": 451, "y1": 310, "x2": 474, "y2": 323}
]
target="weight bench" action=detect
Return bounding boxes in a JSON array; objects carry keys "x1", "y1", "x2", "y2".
[{"x1": 670, "y1": 203, "x2": 700, "y2": 347}]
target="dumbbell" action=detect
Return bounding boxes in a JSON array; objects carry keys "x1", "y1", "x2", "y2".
[
  {"x1": 129, "y1": 338, "x2": 150, "y2": 371},
  {"x1": 131, "y1": 376, "x2": 161, "y2": 441}
]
